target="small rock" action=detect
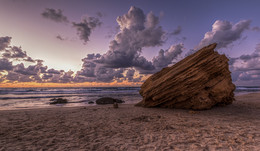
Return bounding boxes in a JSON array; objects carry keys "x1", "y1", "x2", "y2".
[
  {"x1": 88, "y1": 101, "x2": 94, "y2": 104},
  {"x1": 96, "y1": 97, "x2": 124, "y2": 105},
  {"x1": 113, "y1": 102, "x2": 118, "y2": 108},
  {"x1": 49, "y1": 98, "x2": 68, "y2": 104},
  {"x1": 188, "y1": 110, "x2": 199, "y2": 114}
]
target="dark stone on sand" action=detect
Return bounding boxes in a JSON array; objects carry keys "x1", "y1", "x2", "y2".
[
  {"x1": 113, "y1": 102, "x2": 119, "y2": 108},
  {"x1": 50, "y1": 98, "x2": 68, "y2": 104},
  {"x1": 88, "y1": 101, "x2": 94, "y2": 104},
  {"x1": 136, "y1": 43, "x2": 236, "y2": 110},
  {"x1": 96, "y1": 97, "x2": 124, "y2": 105}
]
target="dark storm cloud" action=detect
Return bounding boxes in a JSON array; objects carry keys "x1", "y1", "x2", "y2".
[
  {"x1": 0, "y1": 58, "x2": 13, "y2": 71},
  {"x1": 171, "y1": 26, "x2": 182, "y2": 35},
  {"x1": 72, "y1": 17, "x2": 102, "y2": 43},
  {"x1": 0, "y1": 36, "x2": 12, "y2": 51},
  {"x1": 42, "y1": 8, "x2": 69, "y2": 23},
  {"x1": 197, "y1": 20, "x2": 251, "y2": 49}
]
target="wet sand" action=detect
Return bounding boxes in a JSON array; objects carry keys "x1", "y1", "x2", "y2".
[{"x1": 0, "y1": 93, "x2": 259, "y2": 150}]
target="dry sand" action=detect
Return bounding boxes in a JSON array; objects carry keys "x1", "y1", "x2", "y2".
[{"x1": 0, "y1": 93, "x2": 259, "y2": 151}]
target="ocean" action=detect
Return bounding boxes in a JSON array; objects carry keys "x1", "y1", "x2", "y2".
[
  {"x1": 0, "y1": 87, "x2": 142, "y2": 110},
  {"x1": 0, "y1": 86, "x2": 259, "y2": 110}
]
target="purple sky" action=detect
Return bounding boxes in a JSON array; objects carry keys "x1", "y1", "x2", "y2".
[{"x1": 0, "y1": 0, "x2": 260, "y2": 86}]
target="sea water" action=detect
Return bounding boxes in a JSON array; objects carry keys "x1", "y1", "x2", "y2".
[
  {"x1": 0, "y1": 87, "x2": 142, "y2": 110},
  {"x1": 0, "y1": 86, "x2": 259, "y2": 110}
]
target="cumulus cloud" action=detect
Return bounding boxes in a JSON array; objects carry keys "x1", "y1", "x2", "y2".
[
  {"x1": 1, "y1": 7, "x2": 186, "y2": 84},
  {"x1": 5, "y1": 62, "x2": 44, "y2": 83},
  {"x1": 96, "y1": 6, "x2": 165, "y2": 72},
  {"x1": 0, "y1": 36, "x2": 12, "y2": 51},
  {"x1": 42, "y1": 8, "x2": 69, "y2": 23},
  {"x1": 13, "y1": 63, "x2": 43, "y2": 76},
  {"x1": 152, "y1": 44, "x2": 184, "y2": 70},
  {"x1": 75, "y1": 55, "x2": 126, "y2": 83},
  {"x1": 231, "y1": 43, "x2": 260, "y2": 83},
  {"x1": 0, "y1": 44, "x2": 36, "y2": 63},
  {"x1": 72, "y1": 17, "x2": 102, "y2": 43},
  {"x1": 24, "y1": 57, "x2": 36, "y2": 63},
  {"x1": 125, "y1": 68, "x2": 143, "y2": 82},
  {"x1": 0, "y1": 58, "x2": 13, "y2": 71},
  {"x1": 2, "y1": 46, "x2": 27, "y2": 59},
  {"x1": 59, "y1": 71, "x2": 74, "y2": 83},
  {"x1": 47, "y1": 68, "x2": 61, "y2": 74},
  {"x1": 197, "y1": 20, "x2": 251, "y2": 49},
  {"x1": 74, "y1": 6, "x2": 182, "y2": 83}
]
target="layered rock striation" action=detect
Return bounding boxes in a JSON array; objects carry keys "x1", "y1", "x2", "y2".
[{"x1": 136, "y1": 43, "x2": 236, "y2": 110}]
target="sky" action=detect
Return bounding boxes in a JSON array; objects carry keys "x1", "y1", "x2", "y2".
[{"x1": 0, "y1": 0, "x2": 260, "y2": 87}]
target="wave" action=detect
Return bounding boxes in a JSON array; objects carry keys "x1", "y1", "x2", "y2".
[
  {"x1": 235, "y1": 86, "x2": 260, "y2": 92},
  {"x1": 0, "y1": 87, "x2": 140, "y2": 95}
]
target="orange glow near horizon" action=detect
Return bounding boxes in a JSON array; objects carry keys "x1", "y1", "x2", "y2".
[
  {"x1": 0, "y1": 74, "x2": 150, "y2": 88},
  {"x1": 0, "y1": 81, "x2": 142, "y2": 88}
]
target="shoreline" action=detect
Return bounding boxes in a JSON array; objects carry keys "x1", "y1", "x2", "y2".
[
  {"x1": 0, "y1": 93, "x2": 259, "y2": 150},
  {"x1": 0, "y1": 92, "x2": 259, "y2": 111}
]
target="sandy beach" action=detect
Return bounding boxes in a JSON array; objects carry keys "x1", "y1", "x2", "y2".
[{"x1": 0, "y1": 93, "x2": 259, "y2": 151}]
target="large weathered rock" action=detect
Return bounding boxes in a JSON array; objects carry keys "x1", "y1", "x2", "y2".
[{"x1": 136, "y1": 43, "x2": 236, "y2": 110}]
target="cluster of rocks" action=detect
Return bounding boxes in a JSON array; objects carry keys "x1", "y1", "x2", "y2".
[{"x1": 49, "y1": 97, "x2": 124, "y2": 106}]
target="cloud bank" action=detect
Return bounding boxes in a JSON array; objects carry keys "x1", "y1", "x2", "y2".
[
  {"x1": 230, "y1": 43, "x2": 260, "y2": 83},
  {"x1": 1, "y1": 6, "x2": 259, "y2": 85}
]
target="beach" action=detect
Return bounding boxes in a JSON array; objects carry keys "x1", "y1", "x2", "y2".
[{"x1": 0, "y1": 93, "x2": 259, "y2": 151}]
